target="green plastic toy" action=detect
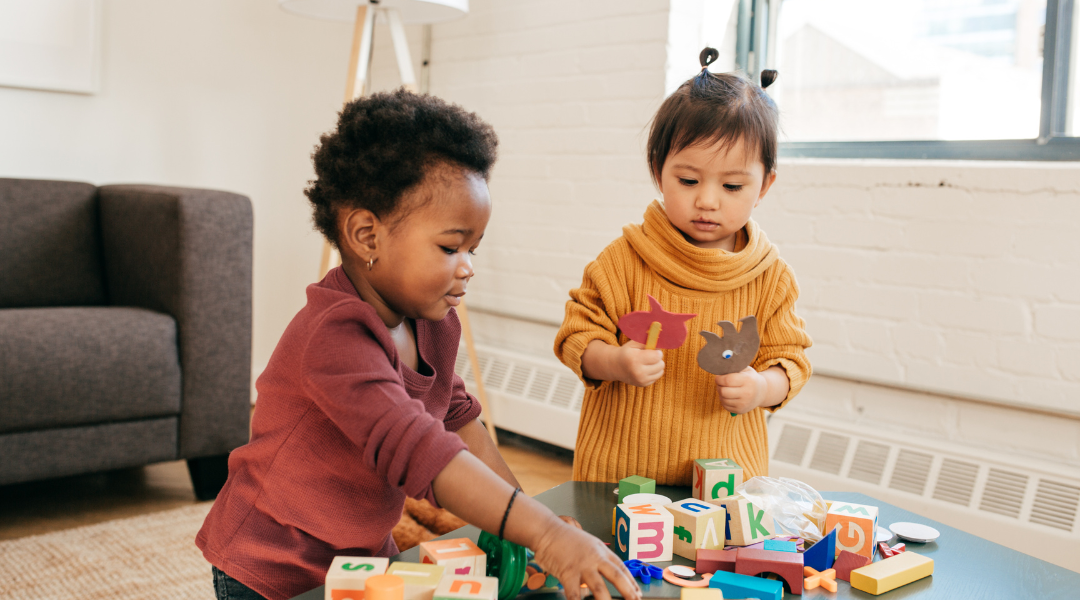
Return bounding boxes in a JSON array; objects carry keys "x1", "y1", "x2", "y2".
[{"x1": 477, "y1": 531, "x2": 528, "y2": 600}]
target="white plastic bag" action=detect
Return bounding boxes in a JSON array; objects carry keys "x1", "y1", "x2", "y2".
[{"x1": 734, "y1": 476, "x2": 828, "y2": 543}]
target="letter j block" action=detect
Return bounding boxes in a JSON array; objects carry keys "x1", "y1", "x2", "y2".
[
  {"x1": 614, "y1": 503, "x2": 675, "y2": 563},
  {"x1": 325, "y1": 556, "x2": 389, "y2": 600},
  {"x1": 665, "y1": 498, "x2": 727, "y2": 560},
  {"x1": 419, "y1": 538, "x2": 487, "y2": 576},
  {"x1": 692, "y1": 459, "x2": 744, "y2": 501}
]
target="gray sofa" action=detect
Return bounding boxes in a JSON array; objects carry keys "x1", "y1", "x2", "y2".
[{"x1": 0, "y1": 178, "x2": 252, "y2": 500}]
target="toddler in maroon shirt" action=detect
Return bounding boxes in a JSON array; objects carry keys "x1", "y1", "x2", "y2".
[{"x1": 196, "y1": 90, "x2": 641, "y2": 600}]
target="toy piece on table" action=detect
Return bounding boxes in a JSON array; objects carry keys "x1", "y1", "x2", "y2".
[
  {"x1": 802, "y1": 526, "x2": 837, "y2": 571},
  {"x1": 888, "y1": 521, "x2": 940, "y2": 543},
  {"x1": 712, "y1": 496, "x2": 775, "y2": 546},
  {"x1": 623, "y1": 560, "x2": 664, "y2": 584},
  {"x1": 326, "y1": 556, "x2": 390, "y2": 600},
  {"x1": 617, "y1": 475, "x2": 656, "y2": 504},
  {"x1": 476, "y1": 531, "x2": 527, "y2": 600},
  {"x1": 762, "y1": 539, "x2": 797, "y2": 553},
  {"x1": 695, "y1": 548, "x2": 738, "y2": 574},
  {"x1": 386, "y1": 563, "x2": 445, "y2": 600},
  {"x1": 832, "y1": 550, "x2": 871, "y2": 582},
  {"x1": 366, "y1": 575, "x2": 407, "y2": 600},
  {"x1": 825, "y1": 500, "x2": 879, "y2": 560},
  {"x1": 663, "y1": 567, "x2": 713, "y2": 588},
  {"x1": 433, "y1": 575, "x2": 499, "y2": 600},
  {"x1": 614, "y1": 503, "x2": 674, "y2": 562},
  {"x1": 878, "y1": 541, "x2": 907, "y2": 558},
  {"x1": 850, "y1": 551, "x2": 934, "y2": 595},
  {"x1": 735, "y1": 548, "x2": 804, "y2": 595},
  {"x1": 665, "y1": 498, "x2": 726, "y2": 560},
  {"x1": 692, "y1": 459, "x2": 744, "y2": 502},
  {"x1": 419, "y1": 538, "x2": 487, "y2": 576},
  {"x1": 618, "y1": 294, "x2": 697, "y2": 350},
  {"x1": 803, "y1": 567, "x2": 837, "y2": 593},
  {"x1": 679, "y1": 588, "x2": 722, "y2": 600},
  {"x1": 709, "y1": 570, "x2": 783, "y2": 600},
  {"x1": 668, "y1": 566, "x2": 697, "y2": 579},
  {"x1": 723, "y1": 535, "x2": 802, "y2": 552}
]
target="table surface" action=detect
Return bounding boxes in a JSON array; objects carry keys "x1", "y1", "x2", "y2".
[{"x1": 293, "y1": 481, "x2": 1080, "y2": 600}]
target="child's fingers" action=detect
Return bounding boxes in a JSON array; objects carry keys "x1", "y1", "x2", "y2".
[
  {"x1": 581, "y1": 570, "x2": 611, "y2": 600},
  {"x1": 598, "y1": 558, "x2": 641, "y2": 600},
  {"x1": 561, "y1": 574, "x2": 583, "y2": 600}
]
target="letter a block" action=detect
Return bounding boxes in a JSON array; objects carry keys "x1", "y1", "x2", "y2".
[
  {"x1": 824, "y1": 501, "x2": 879, "y2": 560},
  {"x1": 716, "y1": 496, "x2": 775, "y2": 546},
  {"x1": 387, "y1": 562, "x2": 445, "y2": 600},
  {"x1": 614, "y1": 503, "x2": 675, "y2": 563},
  {"x1": 433, "y1": 575, "x2": 499, "y2": 600},
  {"x1": 665, "y1": 498, "x2": 727, "y2": 560},
  {"x1": 326, "y1": 557, "x2": 389, "y2": 600},
  {"x1": 692, "y1": 459, "x2": 743, "y2": 502},
  {"x1": 419, "y1": 538, "x2": 487, "y2": 576}
]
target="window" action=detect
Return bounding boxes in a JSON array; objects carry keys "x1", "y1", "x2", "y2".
[{"x1": 737, "y1": 0, "x2": 1080, "y2": 159}]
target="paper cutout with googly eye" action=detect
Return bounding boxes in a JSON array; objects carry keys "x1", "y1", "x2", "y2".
[{"x1": 696, "y1": 316, "x2": 760, "y2": 375}]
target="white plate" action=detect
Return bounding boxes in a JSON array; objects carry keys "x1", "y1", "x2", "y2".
[
  {"x1": 889, "y1": 522, "x2": 940, "y2": 543},
  {"x1": 875, "y1": 526, "x2": 894, "y2": 543},
  {"x1": 668, "y1": 565, "x2": 696, "y2": 578},
  {"x1": 619, "y1": 493, "x2": 672, "y2": 506}
]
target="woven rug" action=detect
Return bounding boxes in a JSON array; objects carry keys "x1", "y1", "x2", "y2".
[{"x1": 1, "y1": 502, "x2": 215, "y2": 600}]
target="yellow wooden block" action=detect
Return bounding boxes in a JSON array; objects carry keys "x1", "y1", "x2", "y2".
[
  {"x1": 849, "y1": 551, "x2": 933, "y2": 595},
  {"x1": 680, "y1": 588, "x2": 723, "y2": 600}
]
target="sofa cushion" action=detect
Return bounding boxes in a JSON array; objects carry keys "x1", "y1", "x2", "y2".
[
  {"x1": 0, "y1": 178, "x2": 106, "y2": 308},
  {"x1": 0, "y1": 307, "x2": 181, "y2": 433}
]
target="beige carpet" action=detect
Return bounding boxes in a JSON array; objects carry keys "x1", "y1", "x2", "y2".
[{"x1": 1, "y1": 502, "x2": 215, "y2": 600}]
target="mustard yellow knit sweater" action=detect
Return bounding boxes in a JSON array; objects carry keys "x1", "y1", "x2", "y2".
[{"x1": 554, "y1": 201, "x2": 812, "y2": 486}]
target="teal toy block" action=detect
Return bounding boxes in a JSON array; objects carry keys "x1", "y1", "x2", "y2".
[
  {"x1": 708, "y1": 571, "x2": 783, "y2": 600},
  {"x1": 762, "y1": 539, "x2": 797, "y2": 553},
  {"x1": 617, "y1": 475, "x2": 656, "y2": 504},
  {"x1": 803, "y1": 527, "x2": 837, "y2": 572}
]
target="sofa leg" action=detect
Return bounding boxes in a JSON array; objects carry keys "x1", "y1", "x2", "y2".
[{"x1": 187, "y1": 454, "x2": 231, "y2": 501}]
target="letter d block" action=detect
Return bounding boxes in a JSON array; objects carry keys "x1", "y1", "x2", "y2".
[
  {"x1": 387, "y1": 562, "x2": 445, "y2": 600},
  {"x1": 433, "y1": 575, "x2": 499, "y2": 600},
  {"x1": 665, "y1": 498, "x2": 727, "y2": 560},
  {"x1": 326, "y1": 556, "x2": 389, "y2": 600},
  {"x1": 419, "y1": 538, "x2": 487, "y2": 576},
  {"x1": 718, "y1": 497, "x2": 775, "y2": 546},
  {"x1": 825, "y1": 501, "x2": 879, "y2": 560},
  {"x1": 692, "y1": 459, "x2": 744, "y2": 501},
  {"x1": 614, "y1": 503, "x2": 675, "y2": 563}
]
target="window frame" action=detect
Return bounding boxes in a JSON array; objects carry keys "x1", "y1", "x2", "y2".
[{"x1": 740, "y1": 0, "x2": 1080, "y2": 161}]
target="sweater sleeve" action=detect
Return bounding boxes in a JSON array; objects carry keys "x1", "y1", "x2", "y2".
[
  {"x1": 554, "y1": 256, "x2": 622, "y2": 390},
  {"x1": 754, "y1": 262, "x2": 813, "y2": 412},
  {"x1": 301, "y1": 303, "x2": 467, "y2": 502},
  {"x1": 444, "y1": 374, "x2": 483, "y2": 432}
]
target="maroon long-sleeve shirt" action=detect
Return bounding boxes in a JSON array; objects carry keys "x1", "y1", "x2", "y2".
[{"x1": 197, "y1": 267, "x2": 481, "y2": 600}]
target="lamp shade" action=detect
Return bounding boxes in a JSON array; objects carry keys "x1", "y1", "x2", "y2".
[{"x1": 279, "y1": 0, "x2": 467, "y2": 23}]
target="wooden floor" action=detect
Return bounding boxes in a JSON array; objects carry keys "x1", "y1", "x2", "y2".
[{"x1": 0, "y1": 431, "x2": 573, "y2": 541}]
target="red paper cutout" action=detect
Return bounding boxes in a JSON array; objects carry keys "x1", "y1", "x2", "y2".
[{"x1": 618, "y1": 295, "x2": 697, "y2": 349}]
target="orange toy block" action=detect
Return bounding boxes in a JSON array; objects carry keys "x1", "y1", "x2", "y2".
[
  {"x1": 692, "y1": 459, "x2": 744, "y2": 501},
  {"x1": 803, "y1": 567, "x2": 837, "y2": 593},
  {"x1": 419, "y1": 538, "x2": 487, "y2": 576},
  {"x1": 824, "y1": 501, "x2": 879, "y2": 560},
  {"x1": 735, "y1": 548, "x2": 804, "y2": 595},
  {"x1": 850, "y1": 551, "x2": 934, "y2": 595},
  {"x1": 832, "y1": 550, "x2": 871, "y2": 582},
  {"x1": 326, "y1": 557, "x2": 390, "y2": 600}
]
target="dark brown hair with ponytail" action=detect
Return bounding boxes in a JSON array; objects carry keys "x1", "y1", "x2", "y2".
[{"x1": 647, "y1": 48, "x2": 779, "y2": 184}]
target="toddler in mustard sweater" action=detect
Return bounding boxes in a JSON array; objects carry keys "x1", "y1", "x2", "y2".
[{"x1": 554, "y1": 49, "x2": 812, "y2": 486}]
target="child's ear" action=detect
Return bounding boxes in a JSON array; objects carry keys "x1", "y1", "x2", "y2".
[
  {"x1": 340, "y1": 208, "x2": 380, "y2": 261},
  {"x1": 755, "y1": 170, "x2": 777, "y2": 207}
]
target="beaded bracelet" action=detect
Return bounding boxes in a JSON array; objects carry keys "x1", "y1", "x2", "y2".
[{"x1": 498, "y1": 487, "x2": 521, "y2": 540}]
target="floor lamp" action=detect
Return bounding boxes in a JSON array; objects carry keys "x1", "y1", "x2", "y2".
[{"x1": 279, "y1": 0, "x2": 498, "y2": 445}]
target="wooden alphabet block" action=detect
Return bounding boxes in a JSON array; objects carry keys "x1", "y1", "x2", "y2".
[
  {"x1": 617, "y1": 475, "x2": 656, "y2": 504},
  {"x1": 692, "y1": 459, "x2": 743, "y2": 502},
  {"x1": 709, "y1": 570, "x2": 782, "y2": 600},
  {"x1": 824, "y1": 501, "x2": 879, "y2": 560},
  {"x1": 832, "y1": 550, "x2": 871, "y2": 582},
  {"x1": 850, "y1": 551, "x2": 934, "y2": 595},
  {"x1": 419, "y1": 538, "x2": 487, "y2": 576},
  {"x1": 386, "y1": 562, "x2": 445, "y2": 600},
  {"x1": 735, "y1": 548, "x2": 804, "y2": 595},
  {"x1": 665, "y1": 498, "x2": 726, "y2": 560},
  {"x1": 432, "y1": 575, "x2": 499, "y2": 600},
  {"x1": 712, "y1": 496, "x2": 775, "y2": 546},
  {"x1": 694, "y1": 548, "x2": 738, "y2": 574},
  {"x1": 326, "y1": 557, "x2": 389, "y2": 600},
  {"x1": 614, "y1": 502, "x2": 675, "y2": 563},
  {"x1": 679, "y1": 589, "x2": 723, "y2": 600}
]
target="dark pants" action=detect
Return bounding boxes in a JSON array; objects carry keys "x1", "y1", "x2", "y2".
[{"x1": 213, "y1": 566, "x2": 269, "y2": 600}]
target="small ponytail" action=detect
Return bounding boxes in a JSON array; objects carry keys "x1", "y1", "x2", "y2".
[
  {"x1": 760, "y1": 69, "x2": 778, "y2": 89},
  {"x1": 699, "y1": 47, "x2": 719, "y2": 70}
]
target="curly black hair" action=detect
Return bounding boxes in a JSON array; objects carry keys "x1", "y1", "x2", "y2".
[{"x1": 305, "y1": 89, "x2": 498, "y2": 249}]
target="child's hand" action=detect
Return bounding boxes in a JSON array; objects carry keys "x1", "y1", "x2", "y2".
[
  {"x1": 615, "y1": 341, "x2": 664, "y2": 387},
  {"x1": 715, "y1": 366, "x2": 769, "y2": 414},
  {"x1": 532, "y1": 521, "x2": 641, "y2": 600}
]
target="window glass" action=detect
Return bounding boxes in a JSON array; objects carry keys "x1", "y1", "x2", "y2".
[{"x1": 772, "y1": 0, "x2": 1047, "y2": 142}]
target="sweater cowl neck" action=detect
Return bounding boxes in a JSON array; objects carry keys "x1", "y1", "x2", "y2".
[{"x1": 623, "y1": 200, "x2": 779, "y2": 293}]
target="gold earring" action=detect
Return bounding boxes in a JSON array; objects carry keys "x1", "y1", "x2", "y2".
[{"x1": 367, "y1": 257, "x2": 376, "y2": 270}]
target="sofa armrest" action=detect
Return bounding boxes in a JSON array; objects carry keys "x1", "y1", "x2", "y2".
[{"x1": 99, "y1": 184, "x2": 252, "y2": 459}]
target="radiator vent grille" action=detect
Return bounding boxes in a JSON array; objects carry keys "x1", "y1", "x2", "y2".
[
  {"x1": 810, "y1": 433, "x2": 850, "y2": 475},
  {"x1": 527, "y1": 371, "x2": 554, "y2": 403},
  {"x1": 487, "y1": 357, "x2": 510, "y2": 389},
  {"x1": 773, "y1": 425, "x2": 812, "y2": 465},
  {"x1": 551, "y1": 376, "x2": 578, "y2": 409},
  {"x1": 454, "y1": 344, "x2": 585, "y2": 415},
  {"x1": 889, "y1": 449, "x2": 934, "y2": 495},
  {"x1": 933, "y1": 459, "x2": 980, "y2": 506},
  {"x1": 505, "y1": 364, "x2": 531, "y2": 396},
  {"x1": 979, "y1": 469, "x2": 1028, "y2": 519},
  {"x1": 848, "y1": 441, "x2": 890, "y2": 485},
  {"x1": 1030, "y1": 480, "x2": 1080, "y2": 532}
]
